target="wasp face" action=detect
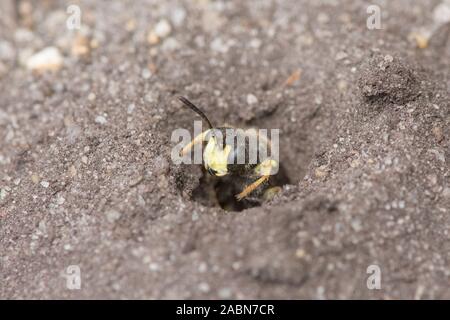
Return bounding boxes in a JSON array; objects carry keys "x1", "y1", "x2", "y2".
[
  {"x1": 178, "y1": 96, "x2": 282, "y2": 202},
  {"x1": 203, "y1": 135, "x2": 231, "y2": 177}
]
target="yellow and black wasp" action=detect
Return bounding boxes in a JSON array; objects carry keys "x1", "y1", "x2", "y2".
[{"x1": 178, "y1": 96, "x2": 281, "y2": 203}]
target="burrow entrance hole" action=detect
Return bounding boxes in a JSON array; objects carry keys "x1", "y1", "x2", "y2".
[{"x1": 191, "y1": 164, "x2": 291, "y2": 212}]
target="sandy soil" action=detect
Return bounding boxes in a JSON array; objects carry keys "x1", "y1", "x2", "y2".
[{"x1": 0, "y1": 0, "x2": 449, "y2": 299}]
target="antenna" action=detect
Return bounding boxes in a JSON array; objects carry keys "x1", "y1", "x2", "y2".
[{"x1": 178, "y1": 96, "x2": 214, "y2": 129}]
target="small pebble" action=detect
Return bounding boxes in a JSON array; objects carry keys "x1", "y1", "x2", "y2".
[
  {"x1": 141, "y1": 68, "x2": 152, "y2": 79},
  {"x1": 147, "y1": 32, "x2": 159, "y2": 45},
  {"x1": 171, "y1": 7, "x2": 186, "y2": 26},
  {"x1": 433, "y1": 1, "x2": 450, "y2": 24},
  {"x1": 127, "y1": 103, "x2": 135, "y2": 114},
  {"x1": 125, "y1": 19, "x2": 136, "y2": 32},
  {"x1": 432, "y1": 126, "x2": 444, "y2": 142},
  {"x1": 57, "y1": 196, "x2": 65, "y2": 205},
  {"x1": 335, "y1": 51, "x2": 348, "y2": 61},
  {"x1": 26, "y1": 47, "x2": 63, "y2": 72},
  {"x1": 149, "y1": 263, "x2": 160, "y2": 272},
  {"x1": 148, "y1": 19, "x2": 172, "y2": 44},
  {"x1": 249, "y1": 38, "x2": 262, "y2": 49},
  {"x1": 351, "y1": 219, "x2": 362, "y2": 232},
  {"x1": 384, "y1": 54, "x2": 394, "y2": 63},
  {"x1": 198, "y1": 282, "x2": 210, "y2": 293},
  {"x1": 218, "y1": 287, "x2": 232, "y2": 298},
  {"x1": 106, "y1": 209, "x2": 122, "y2": 223},
  {"x1": 246, "y1": 94, "x2": 258, "y2": 105},
  {"x1": 0, "y1": 41, "x2": 15, "y2": 61},
  {"x1": 68, "y1": 165, "x2": 77, "y2": 178},
  {"x1": 0, "y1": 189, "x2": 8, "y2": 200},
  {"x1": 315, "y1": 165, "x2": 329, "y2": 178},
  {"x1": 95, "y1": 115, "x2": 107, "y2": 124},
  {"x1": 71, "y1": 34, "x2": 90, "y2": 57},
  {"x1": 198, "y1": 262, "x2": 207, "y2": 273},
  {"x1": 154, "y1": 19, "x2": 172, "y2": 38},
  {"x1": 161, "y1": 38, "x2": 180, "y2": 52},
  {"x1": 40, "y1": 181, "x2": 50, "y2": 188},
  {"x1": 88, "y1": 92, "x2": 96, "y2": 101},
  {"x1": 210, "y1": 38, "x2": 231, "y2": 53},
  {"x1": 295, "y1": 248, "x2": 306, "y2": 258},
  {"x1": 31, "y1": 174, "x2": 40, "y2": 184}
]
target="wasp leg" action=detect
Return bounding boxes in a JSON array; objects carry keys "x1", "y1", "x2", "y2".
[
  {"x1": 180, "y1": 130, "x2": 210, "y2": 157},
  {"x1": 236, "y1": 175, "x2": 270, "y2": 201}
]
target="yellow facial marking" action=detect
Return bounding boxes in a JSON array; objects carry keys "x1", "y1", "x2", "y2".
[
  {"x1": 255, "y1": 159, "x2": 278, "y2": 176},
  {"x1": 204, "y1": 136, "x2": 231, "y2": 176}
]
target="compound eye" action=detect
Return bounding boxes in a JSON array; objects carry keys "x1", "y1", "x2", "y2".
[{"x1": 207, "y1": 168, "x2": 217, "y2": 176}]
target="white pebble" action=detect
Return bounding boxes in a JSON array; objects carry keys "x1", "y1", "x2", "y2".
[
  {"x1": 95, "y1": 115, "x2": 107, "y2": 124},
  {"x1": 0, "y1": 41, "x2": 15, "y2": 61},
  {"x1": 0, "y1": 189, "x2": 8, "y2": 200},
  {"x1": 57, "y1": 196, "x2": 65, "y2": 205},
  {"x1": 127, "y1": 103, "x2": 135, "y2": 114},
  {"x1": 198, "y1": 282, "x2": 210, "y2": 293},
  {"x1": 106, "y1": 210, "x2": 121, "y2": 223},
  {"x1": 335, "y1": 51, "x2": 348, "y2": 61},
  {"x1": 88, "y1": 92, "x2": 96, "y2": 101},
  {"x1": 26, "y1": 47, "x2": 63, "y2": 72},
  {"x1": 161, "y1": 38, "x2": 180, "y2": 52},
  {"x1": 149, "y1": 263, "x2": 160, "y2": 271},
  {"x1": 141, "y1": 68, "x2": 152, "y2": 79},
  {"x1": 384, "y1": 54, "x2": 394, "y2": 63},
  {"x1": 198, "y1": 262, "x2": 207, "y2": 273},
  {"x1": 154, "y1": 19, "x2": 172, "y2": 38},
  {"x1": 144, "y1": 91, "x2": 159, "y2": 103},
  {"x1": 40, "y1": 181, "x2": 50, "y2": 188},
  {"x1": 433, "y1": 1, "x2": 450, "y2": 24},
  {"x1": 14, "y1": 28, "x2": 34, "y2": 43},
  {"x1": 249, "y1": 38, "x2": 262, "y2": 49},
  {"x1": 210, "y1": 38, "x2": 230, "y2": 53},
  {"x1": 246, "y1": 93, "x2": 258, "y2": 105},
  {"x1": 171, "y1": 7, "x2": 186, "y2": 26},
  {"x1": 218, "y1": 288, "x2": 232, "y2": 298}
]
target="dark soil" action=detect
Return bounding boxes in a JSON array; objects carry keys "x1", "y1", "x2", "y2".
[{"x1": 0, "y1": 0, "x2": 449, "y2": 299}]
